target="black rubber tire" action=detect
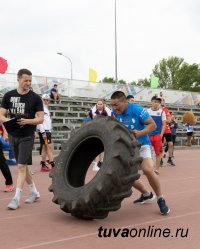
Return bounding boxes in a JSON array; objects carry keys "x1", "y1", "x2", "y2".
[{"x1": 49, "y1": 116, "x2": 142, "y2": 220}]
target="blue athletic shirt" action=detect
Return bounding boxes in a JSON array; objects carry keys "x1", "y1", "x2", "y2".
[
  {"x1": 185, "y1": 124, "x2": 193, "y2": 132},
  {"x1": 146, "y1": 108, "x2": 166, "y2": 136},
  {"x1": 112, "y1": 102, "x2": 151, "y2": 146}
]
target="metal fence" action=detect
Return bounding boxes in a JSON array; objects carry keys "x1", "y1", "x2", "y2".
[{"x1": 0, "y1": 73, "x2": 200, "y2": 105}]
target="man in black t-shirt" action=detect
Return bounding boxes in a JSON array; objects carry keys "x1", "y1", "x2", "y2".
[{"x1": 0, "y1": 68, "x2": 44, "y2": 210}]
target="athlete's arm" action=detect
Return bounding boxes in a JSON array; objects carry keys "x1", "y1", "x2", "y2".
[
  {"x1": 161, "y1": 120, "x2": 166, "y2": 137},
  {"x1": 133, "y1": 117, "x2": 156, "y2": 138}
]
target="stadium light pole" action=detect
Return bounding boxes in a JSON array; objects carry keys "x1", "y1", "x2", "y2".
[
  {"x1": 114, "y1": 0, "x2": 118, "y2": 85},
  {"x1": 57, "y1": 52, "x2": 73, "y2": 79}
]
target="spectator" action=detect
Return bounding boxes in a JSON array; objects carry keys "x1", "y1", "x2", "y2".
[
  {"x1": 0, "y1": 125, "x2": 14, "y2": 192},
  {"x1": 91, "y1": 100, "x2": 111, "y2": 116},
  {"x1": 162, "y1": 105, "x2": 176, "y2": 166},
  {"x1": 50, "y1": 84, "x2": 61, "y2": 103},
  {"x1": 37, "y1": 94, "x2": 55, "y2": 172},
  {"x1": 163, "y1": 115, "x2": 178, "y2": 158},
  {"x1": 83, "y1": 108, "x2": 92, "y2": 122},
  {"x1": 92, "y1": 99, "x2": 110, "y2": 171},
  {"x1": 159, "y1": 91, "x2": 165, "y2": 105},
  {"x1": 126, "y1": 94, "x2": 135, "y2": 103},
  {"x1": 170, "y1": 115, "x2": 178, "y2": 155},
  {"x1": 185, "y1": 124, "x2": 194, "y2": 146}
]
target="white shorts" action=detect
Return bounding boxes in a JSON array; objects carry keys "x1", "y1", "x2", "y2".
[{"x1": 139, "y1": 145, "x2": 152, "y2": 159}]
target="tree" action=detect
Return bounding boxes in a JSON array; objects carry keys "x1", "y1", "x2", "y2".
[
  {"x1": 153, "y1": 56, "x2": 184, "y2": 89},
  {"x1": 101, "y1": 77, "x2": 126, "y2": 84},
  {"x1": 136, "y1": 78, "x2": 151, "y2": 87},
  {"x1": 101, "y1": 77, "x2": 115, "y2": 83},
  {"x1": 118, "y1": 79, "x2": 126, "y2": 84},
  {"x1": 174, "y1": 63, "x2": 200, "y2": 91}
]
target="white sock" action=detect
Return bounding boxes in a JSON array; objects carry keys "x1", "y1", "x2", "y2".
[
  {"x1": 157, "y1": 195, "x2": 163, "y2": 200},
  {"x1": 14, "y1": 188, "x2": 22, "y2": 201},
  {"x1": 143, "y1": 192, "x2": 151, "y2": 197},
  {"x1": 28, "y1": 183, "x2": 38, "y2": 194}
]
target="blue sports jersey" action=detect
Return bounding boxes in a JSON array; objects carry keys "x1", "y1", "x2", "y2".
[
  {"x1": 186, "y1": 124, "x2": 193, "y2": 132},
  {"x1": 112, "y1": 102, "x2": 151, "y2": 145},
  {"x1": 147, "y1": 108, "x2": 166, "y2": 136}
]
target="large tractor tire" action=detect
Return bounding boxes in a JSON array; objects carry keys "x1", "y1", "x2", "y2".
[{"x1": 49, "y1": 116, "x2": 142, "y2": 220}]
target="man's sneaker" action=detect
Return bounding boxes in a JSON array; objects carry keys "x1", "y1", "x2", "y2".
[
  {"x1": 157, "y1": 197, "x2": 170, "y2": 215},
  {"x1": 167, "y1": 159, "x2": 175, "y2": 166},
  {"x1": 25, "y1": 192, "x2": 40, "y2": 204},
  {"x1": 41, "y1": 165, "x2": 51, "y2": 172},
  {"x1": 133, "y1": 192, "x2": 155, "y2": 204},
  {"x1": 4, "y1": 185, "x2": 15, "y2": 192},
  {"x1": 92, "y1": 162, "x2": 99, "y2": 172},
  {"x1": 7, "y1": 198, "x2": 20, "y2": 210}
]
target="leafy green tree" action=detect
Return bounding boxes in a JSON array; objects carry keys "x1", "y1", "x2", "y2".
[
  {"x1": 118, "y1": 79, "x2": 126, "y2": 84},
  {"x1": 153, "y1": 56, "x2": 184, "y2": 89},
  {"x1": 174, "y1": 63, "x2": 200, "y2": 91},
  {"x1": 136, "y1": 78, "x2": 151, "y2": 87},
  {"x1": 101, "y1": 77, "x2": 115, "y2": 83},
  {"x1": 101, "y1": 77, "x2": 126, "y2": 84}
]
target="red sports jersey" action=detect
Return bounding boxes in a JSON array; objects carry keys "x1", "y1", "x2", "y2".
[{"x1": 163, "y1": 108, "x2": 171, "y2": 134}]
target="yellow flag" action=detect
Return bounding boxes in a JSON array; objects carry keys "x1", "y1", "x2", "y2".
[{"x1": 89, "y1": 68, "x2": 97, "y2": 83}]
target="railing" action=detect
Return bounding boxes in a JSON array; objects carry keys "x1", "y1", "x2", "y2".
[{"x1": 0, "y1": 73, "x2": 200, "y2": 105}]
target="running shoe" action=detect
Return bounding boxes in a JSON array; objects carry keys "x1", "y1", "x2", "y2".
[
  {"x1": 167, "y1": 159, "x2": 175, "y2": 166},
  {"x1": 7, "y1": 198, "x2": 20, "y2": 210},
  {"x1": 157, "y1": 197, "x2": 170, "y2": 215},
  {"x1": 25, "y1": 192, "x2": 40, "y2": 204},
  {"x1": 4, "y1": 185, "x2": 15, "y2": 192},
  {"x1": 41, "y1": 165, "x2": 51, "y2": 172},
  {"x1": 133, "y1": 192, "x2": 155, "y2": 204}
]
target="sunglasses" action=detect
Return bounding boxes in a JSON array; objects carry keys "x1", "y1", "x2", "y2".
[{"x1": 43, "y1": 99, "x2": 49, "y2": 101}]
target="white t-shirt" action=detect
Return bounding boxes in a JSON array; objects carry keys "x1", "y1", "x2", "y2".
[{"x1": 37, "y1": 104, "x2": 52, "y2": 133}]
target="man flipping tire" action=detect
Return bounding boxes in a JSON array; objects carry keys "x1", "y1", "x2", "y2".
[{"x1": 111, "y1": 91, "x2": 170, "y2": 215}]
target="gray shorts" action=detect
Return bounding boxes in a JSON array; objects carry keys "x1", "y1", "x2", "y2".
[{"x1": 8, "y1": 135, "x2": 34, "y2": 165}]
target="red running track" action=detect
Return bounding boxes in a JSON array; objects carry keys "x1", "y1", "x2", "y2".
[{"x1": 0, "y1": 149, "x2": 200, "y2": 249}]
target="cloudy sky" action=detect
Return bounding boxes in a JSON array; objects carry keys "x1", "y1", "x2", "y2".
[{"x1": 0, "y1": 0, "x2": 199, "y2": 82}]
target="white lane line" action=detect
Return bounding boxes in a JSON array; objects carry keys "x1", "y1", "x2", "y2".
[
  {"x1": 16, "y1": 210, "x2": 200, "y2": 249},
  {"x1": 0, "y1": 188, "x2": 200, "y2": 221},
  {"x1": 0, "y1": 212, "x2": 55, "y2": 221},
  {"x1": 0, "y1": 193, "x2": 51, "y2": 201}
]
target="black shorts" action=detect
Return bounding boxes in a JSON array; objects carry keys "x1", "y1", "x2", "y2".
[
  {"x1": 8, "y1": 135, "x2": 34, "y2": 165},
  {"x1": 39, "y1": 132, "x2": 52, "y2": 145},
  {"x1": 163, "y1": 133, "x2": 172, "y2": 142},
  {"x1": 187, "y1": 132, "x2": 193, "y2": 136}
]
